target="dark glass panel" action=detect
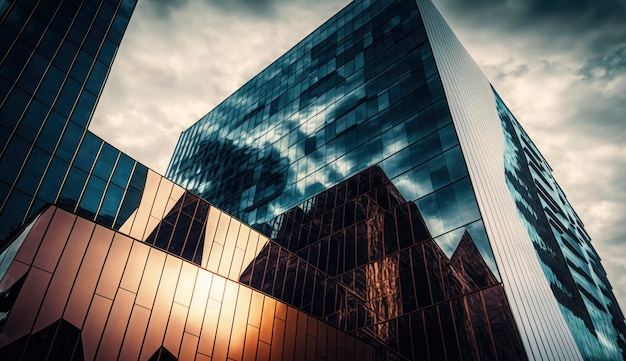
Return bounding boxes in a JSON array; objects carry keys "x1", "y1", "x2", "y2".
[
  {"x1": 114, "y1": 186, "x2": 142, "y2": 229},
  {"x1": 97, "y1": 184, "x2": 123, "y2": 227},
  {"x1": 56, "y1": 122, "x2": 84, "y2": 162},
  {"x1": 15, "y1": 99, "x2": 47, "y2": 143},
  {"x1": 36, "y1": 156, "x2": 69, "y2": 203},
  {"x1": 73, "y1": 132, "x2": 101, "y2": 172},
  {"x1": 35, "y1": 65, "x2": 65, "y2": 107},
  {"x1": 0, "y1": 88, "x2": 30, "y2": 131},
  {"x1": 77, "y1": 175, "x2": 106, "y2": 219},
  {"x1": 0, "y1": 134, "x2": 30, "y2": 185},
  {"x1": 55, "y1": 76, "x2": 82, "y2": 117},
  {"x1": 35, "y1": 111, "x2": 65, "y2": 153},
  {"x1": 92, "y1": 143, "x2": 118, "y2": 180},
  {"x1": 86, "y1": 60, "x2": 108, "y2": 94},
  {"x1": 18, "y1": 51, "x2": 47, "y2": 93},
  {"x1": 15, "y1": 147, "x2": 50, "y2": 195},
  {"x1": 0, "y1": 39, "x2": 33, "y2": 83},
  {"x1": 111, "y1": 153, "x2": 134, "y2": 187},
  {"x1": 71, "y1": 90, "x2": 97, "y2": 127}
]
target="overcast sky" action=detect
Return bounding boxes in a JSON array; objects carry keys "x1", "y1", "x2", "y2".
[{"x1": 90, "y1": 0, "x2": 626, "y2": 311}]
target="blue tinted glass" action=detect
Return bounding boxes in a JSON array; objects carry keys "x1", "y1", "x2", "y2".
[
  {"x1": 92, "y1": 142, "x2": 118, "y2": 180},
  {"x1": 0, "y1": 189, "x2": 31, "y2": 238},
  {"x1": 0, "y1": 135, "x2": 30, "y2": 185},
  {"x1": 70, "y1": 90, "x2": 97, "y2": 127},
  {"x1": 108, "y1": 11, "x2": 130, "y2": 44},
  {"x1": 58, "y1": 167, "x2": 87, "y2": 210},
  {"x1": 35, "y1": 65, "x2": 65, "y2": 106},
  {"x1": 38, "y1": 27, "x2": 63, "y2": 59},
  {"x1": 94, "y1": 2, "x2": 115, "y2": 30},
  {"x1": 0, "y1": 86, "x2": 30, "y2": 130},
  {"x1": 73, "y1": 132, "x2": 101, "y2": 172},
  {"x1": 3, "y1": 45, "x2": 33, "y2": 82},
  {"x1": 69, "y1": 51, "x2": 94, "y2": 84},
  {"x1": 36, "y1": 111, "x2": 65, "y2": 153},
  {"x1": 114, "y1": 187, "x2": 141, "y2": 229},
  {"x1": 86, "y1": 61, "x2": 108, "y2": 94},
  {"x1": 83, "y1": 26, "x2": 105, "y2": 56},
  {"x1": 77, "y1": 175, "x2": 106, "y2": 218},
  {"x1": 18, "y1": 51, "x2": 48, "y2": 93},
  {"x1": 54, "y1": 76, "x2": 81, "y2": 117},
  {"x1": 53, "y1": 40, "x2": 78, "y2": 72},
  {"x1": 56, "y1": 121, "x2": 84, "y2": 161},
  {"x1": 37, "y1": 156, "x2": 69, "y2": 203},
  {"x1": 0, "y1": 26, "x2": 17, "y2": 59},
  {"x1": 50, "y1": 2, "x2": 76, "y2": 36},
  {"x1": 16, "y1": 99, "x2": 48, "y2": 143},
  {"x1": 129, "y1": 163, "x2": 147, "y2": 190},
  {"x1": 97, "y1": 183, "x2": 124, "y2": 227},
  {"x1": 16, "y1": 147, "x2": 50, "y2": 195},
  {"x1": 111, "y1": 153, "x2": 134, "y2": 187}
]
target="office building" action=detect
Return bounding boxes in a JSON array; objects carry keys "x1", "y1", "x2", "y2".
[
  {"x1": 0, "y1": 0, "x2": 140, "y2": 240},
  {"x1": 167, "y1": 0, "x2": 626, "y2": 359},
  {"x1": 0, "y1": 0, "x2": 623, "y2": 360}
]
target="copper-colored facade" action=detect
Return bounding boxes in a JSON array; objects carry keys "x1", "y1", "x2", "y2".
[{"x1": 0, "y1": 206, "x2": 374, "y2": 360}]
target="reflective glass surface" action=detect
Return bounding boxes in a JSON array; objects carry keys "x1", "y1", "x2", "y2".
[
  {"x1": 496, "y1": 90, "x2": 626, "y2": 359},
  {"x1": 0, "y1": 0, "x2": 139, "y2": 241}
]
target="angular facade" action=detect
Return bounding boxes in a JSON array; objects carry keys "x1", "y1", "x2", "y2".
[
  {"x1": 0, "y1": 0, "x2": 139, "y2": 240},
  {"x1": 0, "y1": 205, "x2": 374, "y2": 360},
  {"x1": 0, "y1": 0, "x2": 624, "y2": 360},
  {"x1": 166, "y1": 0, "x2": 626, "y2": 360}
]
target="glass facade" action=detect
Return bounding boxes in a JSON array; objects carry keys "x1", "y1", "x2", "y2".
[
  {"x1": 0, "y1": 0, "x2": 623, "y2": 359},
  {"x1": 0, "y1": 206, "x2": 375, "y2": 360},
  {"x1": 0, "y1": 0, "x2": 138, "y2": 240},
  {"x1": 496, "y1": 90, "x2": 626, "y2": 359},
  {"x1": 165, "y1": 0, "x2": 625, "y2": 359}
]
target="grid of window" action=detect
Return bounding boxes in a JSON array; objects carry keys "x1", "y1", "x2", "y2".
[
  {"x1": 496, "y1": 91, "x2": 626, "y2": 359},
  {"x1": 166, "y1": 0, "x2": 451, "y2": 230},
  {"x1": 234, "y1": 165, "x2": 524, "y2": 360},
  {"x1": 0, "y1": 0, "x2": 137, "y2": 240},
  {"x1": 0, "y1": 206, "x2": 375, "y2": 360}
]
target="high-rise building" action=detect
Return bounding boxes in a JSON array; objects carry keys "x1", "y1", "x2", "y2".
[
  {"x1": 0, "y1": 0, "x2": 623, "y2": 360},
  {"x1": 166, "y1": 0, "x2": 626, "y2": 359},
  {"x1": 0, "y1": 0, "x2": 140, "y2": 240}
]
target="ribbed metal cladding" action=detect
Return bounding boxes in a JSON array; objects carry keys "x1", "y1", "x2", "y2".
[{"x1": 414, "y1": 0, "x2": 583, "y2": 359}]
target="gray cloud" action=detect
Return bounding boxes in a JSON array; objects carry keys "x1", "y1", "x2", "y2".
[{"x1": 579, "y1": 46, "x2": 626, "y2": 80}]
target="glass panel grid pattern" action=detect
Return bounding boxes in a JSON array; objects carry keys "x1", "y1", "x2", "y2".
[
  {"x1": 0, "y1": 206, "x2": 375, "y2": 361},
  {"x1": 0, "y1": 0, "x2": 138, "y2": 240}
]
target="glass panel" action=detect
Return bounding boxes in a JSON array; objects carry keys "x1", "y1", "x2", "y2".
[
  {"x1": 95, "y1": 289, "x2": 134, "y2": 361},
  {"x1": 82, "y1": 295, "x2": 113, "y2": 361},
  {"x1": 135, "y1": 248, "x2": 166, "y2": 309},
  {"x1": 139, "y1": 255, "x2": 181, "y2": 360},
  {"x1": 213, "y1": 282, "x2": 239, "y2": 360},
  {"x1": 64, "y1": 226, "x2": 114, "y2": 327},
  {"x1": 34, "y1": 216, "x2": 92, "y2": 332},
  {"x1": 96, "y1": 234, "x2": 132, "y2": 299},
  {"x1": 163, "y1": 302, "x2": 188, "y2": 356},
  {"x1": 118, "y1": 305, "x2": 151, "y2": 360},
  {"x1": 0, "y1": 268, "x2": 51, "y2": 347},
  {"x1": 33, "y1": 211, "x2": 76, "y2": 273}
]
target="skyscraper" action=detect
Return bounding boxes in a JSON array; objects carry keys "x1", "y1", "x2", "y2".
[
  {"x1": 0, "y1": 0, "x2": 623, "y2": 360},
  {"x1": 0, "y1": 0, "x2": 141, "y2": 240},
  {"x1": 166, "y1": 0, "x2": 626, "y2": 359}
]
